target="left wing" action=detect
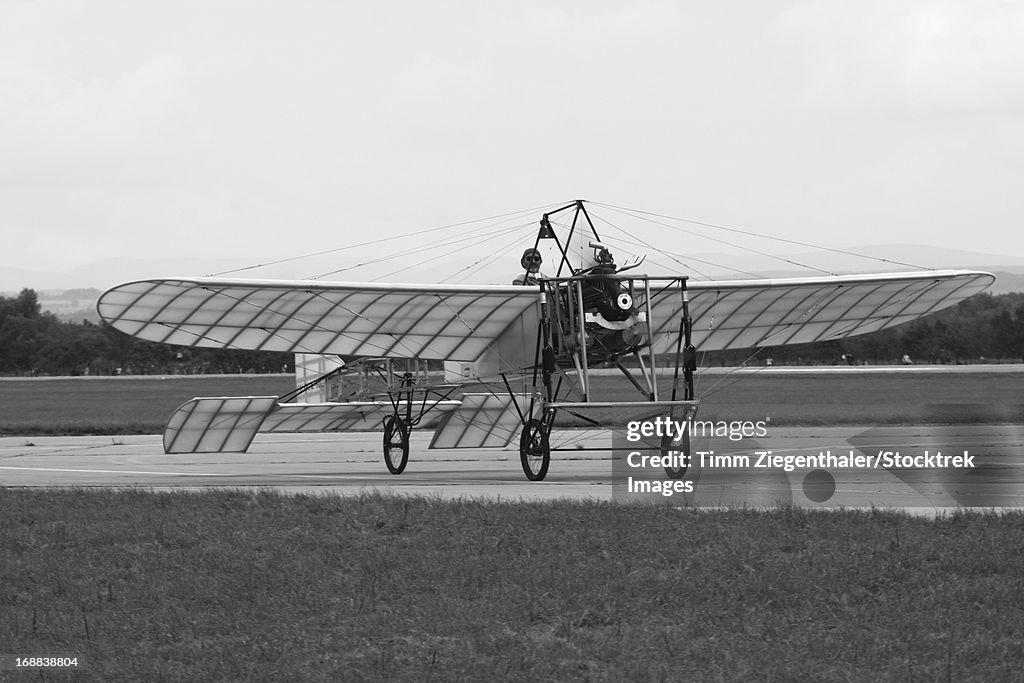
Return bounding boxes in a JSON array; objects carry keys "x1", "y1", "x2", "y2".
[{"x1": 651, "y1": 270, "x2": 994, "y2": 352}]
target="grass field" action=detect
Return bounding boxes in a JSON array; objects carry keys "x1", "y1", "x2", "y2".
[
  {"x1": 0, "y1": 375, "x2": 295, "y2": 436},
  {"x1": 689, "y1": 370, "x2": 1023, "y2": 425},
  {"x1": 3, "y1": 490, "x2": 1024, "y2": 681},
  {"x1": 1, "y1": 370, "x2": 1020, "y2": 436}
]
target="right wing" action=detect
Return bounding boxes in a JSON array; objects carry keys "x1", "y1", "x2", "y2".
[{"x1": 98, "y1": 278, "x2": 540, "y2": 371}]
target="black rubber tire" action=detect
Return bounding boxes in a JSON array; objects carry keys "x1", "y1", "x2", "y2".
[
  {"x1": 519, "y1": 418, "x2": 550, "y2": 481},
  {"x1": 383, "y1": 415, "x2": 410, "y2": 475},
  {"x1": 663, "y1": 429, "x2": 689, "y2": 479}
]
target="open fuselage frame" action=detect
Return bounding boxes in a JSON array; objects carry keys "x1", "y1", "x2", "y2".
[
  {"x1": 510, "y1": 200, "x2": 698, "y2": 480},
  {"x1": 371, "y1": 200, "x2": 700, "y2": 480}
]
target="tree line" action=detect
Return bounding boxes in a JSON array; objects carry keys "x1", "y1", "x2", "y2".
[
  {"x1": 706, "y1": 291, "x2": 1024, "y2": 366},
  {"x1": 0, "y1": 289, "x2": 291, "y2": 376},
  {"x1": 2, "y1": 288, "x2": 1023, "y2": 376}
]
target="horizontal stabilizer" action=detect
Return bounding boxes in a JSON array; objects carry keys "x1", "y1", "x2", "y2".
[
  {"x1": 430, "y1": 393, "x2": 535, "y2": 449},
  {"x1": 164, "y1": 396, "x2": 280, "y2": 454},
  {"x1": 261, "y1": 400, "x2": 461, "y2": 433},
  {"x1": 163, "y1": 397, "x2": 465, "y2": 453}
]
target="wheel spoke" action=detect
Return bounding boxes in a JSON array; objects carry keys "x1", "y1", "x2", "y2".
[
  {"x1": 663, "y1": 430, "x2": 689, "y2": 479},
  {"x1": 383, "y1": 415, "x2": 410, "y2": 475},
  {"x1": 519, "y1": 418, "x2": 550, "y2": 481}
]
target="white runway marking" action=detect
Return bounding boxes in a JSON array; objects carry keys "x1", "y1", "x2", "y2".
[
  {"x1": 0, "y1": 466, "x2": 237, "y2": 477},
  {"x1": 2, "y1": 426, "x2": 1022, "y2": 509}
]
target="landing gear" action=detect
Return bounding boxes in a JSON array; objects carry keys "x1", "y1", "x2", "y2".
[
  {"x1": 662, "y1": 430, "x2": 690, "y2": 480},
  {"x1": 383, "y1": 415, "x2": 410, "y2": 474},
  {"x1": 519, "y1": 418, "x2": 551, "y2": 481}
]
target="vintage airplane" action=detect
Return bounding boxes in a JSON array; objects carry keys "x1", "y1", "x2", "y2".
[{"x1": 96, "y1": 200, "x2": 994, "y2": 480}]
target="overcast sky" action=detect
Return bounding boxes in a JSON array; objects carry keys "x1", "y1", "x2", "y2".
[{"x1": 2, "y1": 0, "x2": 1023, "y2": 279}]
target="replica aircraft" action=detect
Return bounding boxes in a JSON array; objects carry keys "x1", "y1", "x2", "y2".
[{"x1": 97, "y1": 200, "x2": 995, "y2": 481}]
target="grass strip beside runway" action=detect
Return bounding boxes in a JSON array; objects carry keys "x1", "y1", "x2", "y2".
[
  {"x1": 0, "y1": 375, "x2": 295, "y2": 436},
  {"x1": 1, "y1": 370, "x2": 1021, "y2": 436},
  {"x1": 3, "y1": 489, "x2": 1023, "y2": 680}
]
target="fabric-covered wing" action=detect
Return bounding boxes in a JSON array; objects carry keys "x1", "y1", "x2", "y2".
[
  {"x1": 649, "y1": 270, "x2": 993, "y2": 352},
  {"x1": 100, "y1": 271, "x2": 994, "y2": 371},
  {"x1": 98, "y1": 278, "x2": 539, "y2": 368}
]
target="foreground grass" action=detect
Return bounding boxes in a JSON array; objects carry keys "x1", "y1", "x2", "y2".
[
  {"x1": 2, "y1": 370, "x2": 1021, "y2": 436},
  {"x1": 3, "y1": 490, "x2": 1023, "y2": 681}
]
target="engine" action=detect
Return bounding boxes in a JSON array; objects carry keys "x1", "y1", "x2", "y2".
[{"x1": 578, "y1": 245, "x2": 649, "y2": 363}]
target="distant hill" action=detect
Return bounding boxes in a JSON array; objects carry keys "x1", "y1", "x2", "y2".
[
  {"x1": 0, "y1": 255, "x2": 425, "y2": 293},
  {"x1": 37, "y1": 288, "x2": 103, "y2": 323},
  {"x1": 0, "y1": 257, "x2": 267, "y2": 294},
  {"x1": 988, "y1": 271, "x2": 1024, "y2": 295},
  {"x1": 649, "y1": 243, "x2": 1024, "y2": 275},
  {"x1": 3, "y1": 244, "x2": 1024, "y2": 294}
]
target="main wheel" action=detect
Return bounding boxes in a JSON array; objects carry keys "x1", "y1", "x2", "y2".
[
  {"x1": 383, "y1": 415, "x2": 410, "y2": 474},
  {"x1": 663, "y1": 429, "x2": 690, "y2": 479},
  {"x1": 519, "y1": 418, "x2": 550, "y2": 481}
]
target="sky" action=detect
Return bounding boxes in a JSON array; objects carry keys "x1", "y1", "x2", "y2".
[{"x1": 2, "y1": 0, "x2": 1023, "y2": 281}]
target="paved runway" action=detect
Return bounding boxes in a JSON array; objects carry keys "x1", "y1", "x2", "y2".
[
  {"x1": 3, "y1": 425, "x2": 1023, "y2": 510},
  {"x1": 0, "y1": 431, "x2": 612, "y2": 500}
]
